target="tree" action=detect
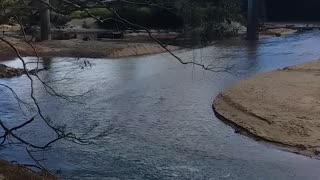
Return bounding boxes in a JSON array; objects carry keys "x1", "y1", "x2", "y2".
[{"x1": 40, "y1": 0, "x2": 51, "y2": 40}]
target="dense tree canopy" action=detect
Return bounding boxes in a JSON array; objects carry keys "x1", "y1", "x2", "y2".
[{"x1": 1, "y1": 0, "x2": 243, "y2": 30}]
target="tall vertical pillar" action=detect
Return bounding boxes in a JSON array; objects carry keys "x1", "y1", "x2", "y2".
[
  {"x1": 247, "y1": 0, "x2": 258, "y2": 40},
  {"x1": 40, "y1": 0, "x2": 51, "y2": 41}
]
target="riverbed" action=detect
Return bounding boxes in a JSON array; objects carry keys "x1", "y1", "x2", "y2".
[{"x1": 1, "y1": 31, "x2": 320, "y2": 179}]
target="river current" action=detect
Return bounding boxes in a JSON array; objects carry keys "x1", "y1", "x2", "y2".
[{"x1": 1, "y1": 31, "x2": 320, "y2": 179}]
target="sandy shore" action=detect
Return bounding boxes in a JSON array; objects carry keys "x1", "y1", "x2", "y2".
[
  {"x1": 0, "y1": 37, "x2": 179, "y2": 60},
  {"x1": 213, "y1": 60, "x2": 320, "y2": 156},
  {"x1": 259, "y1": 28, "x2": 298, "y2": 39}
]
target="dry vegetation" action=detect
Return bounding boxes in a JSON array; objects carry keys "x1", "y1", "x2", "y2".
[{"x1": 0, "y1": 160, "x2": 56, "y2": 180}]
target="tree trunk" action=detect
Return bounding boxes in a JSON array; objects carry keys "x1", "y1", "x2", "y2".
[
  {"x1": 40, "y1": 0, "x2": 51, "y2": 41},
  {"x1": 247, "y1": 0, "x2": 258, "y2": 40}
]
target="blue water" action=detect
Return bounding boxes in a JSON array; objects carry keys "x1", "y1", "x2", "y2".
[{"x1": 0, "y1": 31, "x2": 320, "y2": 179}]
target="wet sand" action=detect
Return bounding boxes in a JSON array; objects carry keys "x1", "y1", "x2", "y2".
[
  {"x1": 213, "y1": 60, "x2": 320, "y2": 156},
  {"x1": 0, "y1": 37, "x2": 179, "y2": 59}
]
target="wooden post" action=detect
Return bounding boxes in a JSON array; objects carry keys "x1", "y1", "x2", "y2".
[
  {"x1": 40, "y1": 0, "x2": 51, "y2": 41},
  {"x1": 247, "y1": 0, "x2": 258, "y2": 40}
]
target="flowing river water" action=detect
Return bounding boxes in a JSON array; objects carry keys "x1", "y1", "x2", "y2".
[{"x1": 1, "y1": 31, "x2": 320, "y2": 179}]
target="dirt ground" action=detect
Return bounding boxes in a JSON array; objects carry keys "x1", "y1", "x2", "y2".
[
  {"x1": 0, "y1": 37, "x2": 179, "y2": 60},
  {"x1": 0, "y1": 160, "x2": 55, "y2": 180},
  {"x1": 213, "y1": 60, "x2": 320, "y2": 156}
]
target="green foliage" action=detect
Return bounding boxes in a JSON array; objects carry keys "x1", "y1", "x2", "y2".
[
  {"x1": 176, "y1": 0, "x2": 242, "y2": 26},
  {"x1": 0, "y1": 0, "x2": 39, "y2": 25},
  {"x1": 51, "y1": 12, "x2": 71, "y2": 26},
  {"x1": 70, "y1": 10, "x2": 84, "y2": 19},
  {"x1": 118, "y1": 6, "x2": 151, "y2": 26},
  {"x1": 70, "y1": 8, "x2": 112, "y2": 19},
  {"x1": 90, "y1": 8, "x2": 113, "y2": 18},
  {"x1": 0, "y1": 0, "x2": 25, "y2": 24},
  {"x1": 99, "y1": 0, "x2": 243, "y2": 31},
  {"x1": 99, "y1": 6, "x2": 183, "y2": 29},
  {"x1": 175, "y1": 0, "x2": 243, "y2": 39},
  {"x1": 1, "y1": 0, "x2": 244, "y2": 35},
  {"x1": 138, "y1": 7, "x2": 152, "y2": 15}
]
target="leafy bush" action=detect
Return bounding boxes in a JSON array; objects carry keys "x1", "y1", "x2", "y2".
[
  {"x1": 148, "y1": 8, "x2": 183, "y2": 29},
  {"x1": 51, "y1": 12, "x2": 71, "y2": 26},
  {"x1": 90, "y1": 8, "x2": 113, "y2": 18},
  {"x1": 0, "y1": 0, "x2": 34, "y2": 25},
  {"x1": 70, "y1": 10, "x2": 83, "y2": 19},
  {"x1": 70, "y1": 8, "x2": 112, "y2": 19},
  {"x1": 98, "y1": 6, "x2": 183, "y2": 29}
]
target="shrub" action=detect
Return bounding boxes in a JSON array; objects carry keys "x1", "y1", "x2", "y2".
[
  {"x1": 70, "y1": 8, "x2": 112, "y2": 19},
  {"x1": 98, "y1": 6, "x2": 183, "y2": 30},
  {"x1": 89, "y1": 8, "x2": 112, "y2": 18},
  {"x1": 51, "y1": 12, "x2": 71, "y2": 26},
  {"x1": 70, "y1": 10, "x2": 85, "y2": 19}
]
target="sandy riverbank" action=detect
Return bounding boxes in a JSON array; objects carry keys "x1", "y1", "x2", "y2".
[
  {"x1": 213, "y1": 60, "x2": 320, "y2": 156},
  {"x1": 0, "y1": 37, "x2": 179, "y2": 60},
  {"x1": 259, "y1": 28, "x2": 298, "y2": 39}
]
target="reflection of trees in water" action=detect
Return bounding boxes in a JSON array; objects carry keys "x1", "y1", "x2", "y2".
[
  {"x1": 247, "y1": 41, "x2": 258, "y2": 60},
  {"x1": 42, "y1": 57, "x2": 52, "y2": 70}
]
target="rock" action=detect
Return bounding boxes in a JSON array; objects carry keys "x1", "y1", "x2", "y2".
[
  {"x1": 0, "y1": 64, "x2": 47, "y2": 78},
  {"x1": 0, "y1": 64, "x2": 24, "y2": 78}
]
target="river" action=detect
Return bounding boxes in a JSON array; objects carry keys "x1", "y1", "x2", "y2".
[{"x1": 1, "y1": 31, "x2": 320, "y2": 179}]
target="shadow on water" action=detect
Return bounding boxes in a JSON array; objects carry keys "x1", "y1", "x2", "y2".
[{"x1": 42, "y1": 57, "x2": 53, "y2": 70}]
